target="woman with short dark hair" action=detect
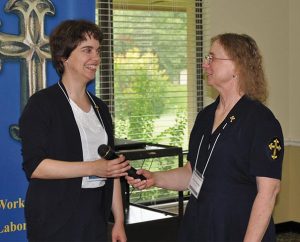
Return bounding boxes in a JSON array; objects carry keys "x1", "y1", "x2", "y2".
[{"x1": 20, "y1": 19, "x2": 128, "y2": 242}]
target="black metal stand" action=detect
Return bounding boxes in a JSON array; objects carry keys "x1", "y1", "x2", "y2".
[
  {"x1": 113, "y1": 143, "x2": 184, "y2": 242},
  {"x1": 116, "y1": 143, "x2": 184, "y2": 217}
]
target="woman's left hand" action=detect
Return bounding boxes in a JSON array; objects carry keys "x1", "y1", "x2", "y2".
[{"x1": 111, "y1": 222, "x2": 127, "y2": 242}]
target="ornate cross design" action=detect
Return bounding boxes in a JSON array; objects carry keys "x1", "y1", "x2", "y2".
[
  {"x1": 268, "y1": 138, "x2": 281, "y2": 160},
  {"x1": 0, "y1": 0, "x2": 55, "y2": 140}
]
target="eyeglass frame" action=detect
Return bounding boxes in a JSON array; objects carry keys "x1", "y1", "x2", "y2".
[{"x1": 203, "y1": 54, "x2": 232, "y2": 65}]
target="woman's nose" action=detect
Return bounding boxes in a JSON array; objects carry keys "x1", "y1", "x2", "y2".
[
  {"x1": 93, "y1": 53, "x2": 100, "y2": 59},
  {"x1": 202, "y1": 62, "x2": 209, "y2": 69}
]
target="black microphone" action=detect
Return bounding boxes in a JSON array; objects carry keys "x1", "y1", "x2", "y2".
[{"x1": 98, "y1": 144, "x2": 146, "y2": 180}]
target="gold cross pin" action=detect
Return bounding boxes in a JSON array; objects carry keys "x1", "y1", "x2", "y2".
[{"x1": 229, "y1": 116, "x2": 236, "y2": 122}]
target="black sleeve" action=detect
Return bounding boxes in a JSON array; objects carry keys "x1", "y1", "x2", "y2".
[
  {"x1": 19, "y1": 93, "x2": 51, "y2": 179},
  {"x1": 249, "y1": 111, "x2": 284, "y2": 180}
]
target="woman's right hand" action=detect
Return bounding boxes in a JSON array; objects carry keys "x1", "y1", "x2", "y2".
[
  {"x1": 93, "y1": 155, "x2": 130, "y2": 178},
  {"x1": 125, "y1": 169, "x2": 154, "y2": 190}
]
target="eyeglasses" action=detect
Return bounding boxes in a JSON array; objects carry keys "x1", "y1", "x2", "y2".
[{"x1": 204, "y1": 54, "x2": 232, "y2": 65}]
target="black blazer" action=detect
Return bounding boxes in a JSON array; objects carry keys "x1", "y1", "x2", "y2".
[{"x1": 19, "y1": 81, "x2": 114, "y2": 239}]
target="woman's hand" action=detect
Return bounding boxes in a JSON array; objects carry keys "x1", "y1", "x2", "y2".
[
  {"x1": 93, "y1": 155, "x2": 130, "y2": 178},
  {"x1": 125, "y1": 169, "x2": 154, "y2": 190},
  {"x1": 111, "y1": 222, "x2": 127, "y2": 242}
]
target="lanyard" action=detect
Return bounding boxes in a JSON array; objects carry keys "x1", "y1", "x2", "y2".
[
  {"x1": 58, "y1": 81, "x2": 106, "y2": 131},
  {"x1": 194, "y1": 122, "x2": 228, "y2": 176}
]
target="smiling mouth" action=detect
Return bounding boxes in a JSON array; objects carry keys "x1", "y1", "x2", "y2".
[{"x1": 85, "y1": 64, "x2": 98, "y2": 71}]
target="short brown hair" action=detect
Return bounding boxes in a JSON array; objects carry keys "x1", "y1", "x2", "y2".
[
  {"x1": 49, "y1": 19, "x2": 103, "y2": 76},
  {"x1": 211, "y1": 33, "x2": 267, "y2": 103}
]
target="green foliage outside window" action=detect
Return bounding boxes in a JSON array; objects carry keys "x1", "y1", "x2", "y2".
[
  {"x1": 110, "y1": 10, "x2": 189, "y2": 203},
  {"x1": 114, "y1": 48, "x2": 187, "y2": 146},
  {"x1": 114, "y1": 48, "x2": 187, "y2": 203}
]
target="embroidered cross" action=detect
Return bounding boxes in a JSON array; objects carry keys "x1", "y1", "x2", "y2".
[
  {"x1": 0, "y1": 0, "x2": 55, "y2": 140},
  {"x1": 268, "y1": 138, "x2": 281, "y2": 160}
]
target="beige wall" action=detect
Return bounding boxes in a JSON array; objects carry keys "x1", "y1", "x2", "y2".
[
  {"x1": 208, "y1": 0, "x2": 300, "y2": 223},
  {"x1": 274, "y1": 147, "x2": 300, "y2": 223},
  {"x1": 289, "y1": 0, "x2": 300, "y2": 140},
  {"x1": 288, "y1": 147, "x2": 300, "y2": 221}
]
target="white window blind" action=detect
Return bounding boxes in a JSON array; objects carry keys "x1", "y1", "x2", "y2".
[
  {"x1": 96, "y1": 0, "x2": 207, "y2": 150},
  {"x1": 95, "y1": 0, "x2": 207, "y2": 204}
]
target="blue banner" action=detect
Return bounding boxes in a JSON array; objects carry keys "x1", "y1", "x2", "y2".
[{"x1": 0, "y1": 1, "x2": 95, "y2": 241}]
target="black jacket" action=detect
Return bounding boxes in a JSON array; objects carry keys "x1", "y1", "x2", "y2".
[{"x1": 19, "y1": 81, "x2": 114, "y2": 239}]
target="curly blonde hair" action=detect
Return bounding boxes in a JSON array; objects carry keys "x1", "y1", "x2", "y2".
[{"x1": 211, "y1": 33, "x2": 268, "y2": 103}]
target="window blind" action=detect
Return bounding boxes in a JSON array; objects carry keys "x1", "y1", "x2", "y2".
[{"x1": 96, "y1": 0, "x2": 207, "y2": 151}]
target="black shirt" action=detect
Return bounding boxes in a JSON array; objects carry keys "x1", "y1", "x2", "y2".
[{"x1": 179, "y1": 95, "x2": 284, "y2": 242}]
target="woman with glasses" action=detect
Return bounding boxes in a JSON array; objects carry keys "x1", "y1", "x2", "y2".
[{"x1": 126, "y1": 33, "x2": 284, "y2": 242}]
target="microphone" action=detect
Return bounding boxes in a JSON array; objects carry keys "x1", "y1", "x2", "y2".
[{"x1": 98, "y1": 144, "x2": 146, "y2": 180}]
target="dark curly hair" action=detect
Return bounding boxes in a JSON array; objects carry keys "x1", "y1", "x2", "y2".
[{"x1": 49, "y1": 19, "x2": 103, "y2": 76}]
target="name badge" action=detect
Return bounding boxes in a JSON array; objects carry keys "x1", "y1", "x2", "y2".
[
  {"x1": 81, "y1": 176, "x2": 106, "y2": 188},
  {"x1": 188, "y1": 169, "x2": 204, "y2": 198}
]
